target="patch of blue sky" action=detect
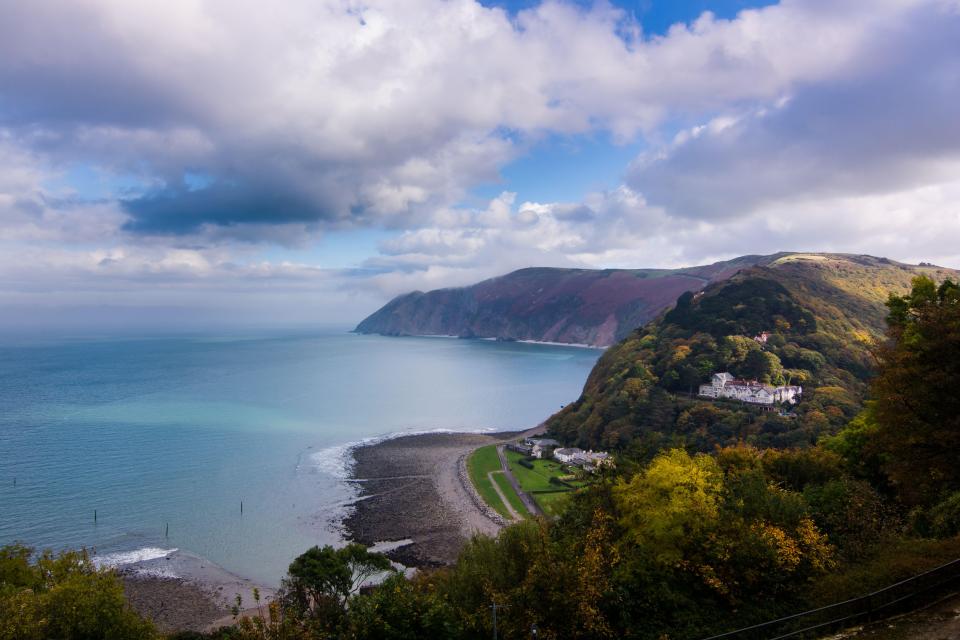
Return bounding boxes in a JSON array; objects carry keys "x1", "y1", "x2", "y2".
[
  {"x1": 261, "y1": 228, "x2": 394, "y2": 270},
  {"x1": 471, "y1": 131, "x2": 643, "y2": 205},
  {"x1": 481, "y1": 0, "x2": 778, "y2": 37},
  {"x1": 43, "y1": 164, "x2": 155, "y2": 201},
  {"x1": 183, "y1": 171, "x2": 214, "y2": 191},
  {"x1": 470, "y1": 0, "x2": 781, "y2": 207}
]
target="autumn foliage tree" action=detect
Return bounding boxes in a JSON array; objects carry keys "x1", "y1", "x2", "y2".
[{"x1": 871, "y1": 276, "x2": 960, "y2": 506}]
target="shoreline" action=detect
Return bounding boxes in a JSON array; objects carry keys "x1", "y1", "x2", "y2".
[
  {"x1": 117, "y1": 425, "x2": 547, "y2": 631},
  {"x1": 343, "y1": 425, "x2": 546, "y2": 568},
  {"x1": 353, "y1": 330, "x2": 607, "y2": 350},
  {"x1": 112, "y1": 549, "x2": 275, "y2": 633}
]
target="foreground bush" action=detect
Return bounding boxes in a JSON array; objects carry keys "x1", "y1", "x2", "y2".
[{"x1": 0, "y1": 544, "x2": 156, "y2": 640}]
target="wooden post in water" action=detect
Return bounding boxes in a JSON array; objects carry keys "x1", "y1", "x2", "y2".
[
  {"x1": 94, "y1": 509, "x2": 97, "y2": 523},
  {"x1": 165, "y1": 522, "x2": 169, "y2": 538},
  {"x1": 241, "y1": 500, "x2": 243, "y2": 514}
]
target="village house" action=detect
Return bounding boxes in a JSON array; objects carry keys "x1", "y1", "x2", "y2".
[
  {"x1": 553, "y1": 447, "x2": 613, "y2": 471},
  {"x1": 506, "y1": 441, "x2": 533, "y2": 456},
  {"x1": 553, "y1": 447, "x2": 583, "y2": 464},
  {"x1": 584, "y1": 450, "x2": 611, "y2": 465},
  {"x1": 581, "y1": 450, "x2": 613, "y2": 471},
  {"x1": 753, "y1": 331, "x2": 771, "y2": 346},
  {"x1": 698, "y1": 372, "x2": 802, "y2": 406},
  {"x1": 525, "y1": 437, "x2": 559, "y2": 459}
]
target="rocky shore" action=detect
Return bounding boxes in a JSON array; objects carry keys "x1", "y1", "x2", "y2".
[
  {"x1": 117, "y1": 550, "x2": 275, "y2": 633},
  {"x1": 344, "y1": 431, "x2": 522, "y2": 567},
  {"x1": 122, "y1": 575, "x2": 226, "y2": 634},
  {"x1": 123, "y1": 428, "x2": 544, "y2": 631}
]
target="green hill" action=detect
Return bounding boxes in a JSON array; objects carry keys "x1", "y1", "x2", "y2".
[{"x1": 546, "y1": 254, "x2": 958, "y2": 454}]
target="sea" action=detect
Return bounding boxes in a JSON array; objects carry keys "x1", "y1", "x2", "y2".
[{"x1": 0, "y1": 330, "x2": 600, "y2": 585}]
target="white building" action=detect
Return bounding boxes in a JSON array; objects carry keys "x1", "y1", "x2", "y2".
[
  {"x1": 553, "y1": 447, "x2": 584, "y2": 464},
  {"x1": 699, "y1": 372, "x2": 734, "y2": 398},
  {"x1": 553, "y1": 448, "x2": 613, "y2": 470},
  {"x1": 581, "y1": 450, "x2": 613, "y2": 471},
  {"x1": 698, "y1": 372, "x2": 802, "y2": 406}
]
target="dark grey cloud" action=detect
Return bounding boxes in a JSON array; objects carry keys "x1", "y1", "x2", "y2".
[
  {"x1": 547, "y1": 203, "x2": 596, "y2": 222},
  {"x1": 628, "y1": 1, "x2": 960, "y2": 219},
  {"x1": 121, "y1": 183, "x2": 326, "y2": 235}
]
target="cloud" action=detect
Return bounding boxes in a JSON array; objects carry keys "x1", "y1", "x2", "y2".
[
  {"x1": 362, "y1": 173, "x2": 960, "y2": 297},
  {"x1": 0, "y1": 0, "x2": 918, "y2": 236},
  {"x1": 1, "y1": 0, "x2": 959, "y2": 327},
  {"x1": 628, "y1": 0, "x2": 960, "y2": 219}
]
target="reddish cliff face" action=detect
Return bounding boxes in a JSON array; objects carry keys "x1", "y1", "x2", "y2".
[{"x1": 354, "y1": 254, "x2": 777, "y2": 347}]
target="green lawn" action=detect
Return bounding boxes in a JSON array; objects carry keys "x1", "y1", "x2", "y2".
[
  {"x1": 492, "y1": 471, "x2": 529, "y2": 518},
  {"x1": 504, "y1": 450, "x2": 571, "y2": 492},
  {"x1": 503, "y1": 449, "x2": 587, "y2": 516},
  {"x1": 467, "y1": 445, "x2": 510, "y2": 518},
  {"x1": 533, "y1": 490, "x2": 572, "y2": 517}
]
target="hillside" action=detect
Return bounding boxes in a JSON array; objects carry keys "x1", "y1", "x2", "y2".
[
  {"x1": 355, "y1": 255, "x2": 776, "y2": 347},
  {"x1": 546, "y1": 254, "x2": 958, "y2": 452}
]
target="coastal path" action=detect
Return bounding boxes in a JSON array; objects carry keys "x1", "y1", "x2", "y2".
[
  {"x1": 486, "y1": 470, "x2": 523, "y2": 521},
  {"x1": 496, "y1": 445, "x2": 546, "y2": 518}
]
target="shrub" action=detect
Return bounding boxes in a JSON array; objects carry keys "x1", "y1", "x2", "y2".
[
  {"x1": 0, "y1": 544, "x2": 156, "y2": 640},
  {"x1": 929, "y1": 491, "x2": 960, "y2": 538}
]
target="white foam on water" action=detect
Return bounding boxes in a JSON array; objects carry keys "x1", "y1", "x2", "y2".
[
  {"x1": 517, "y1": 339, "x2": 605, "y2": 349},
  {"x1": 93, "y1": 547, "x2": 178, "y2": 569},
  {"x1": 302, "y1": 427, "x2": 496, "y2": 480},
  {"x1": 305, "y1": 441, "x2": 359, "y2": 478},
  {"x1": 369, "y1": 539, "x2": 414, "y2": 554}
]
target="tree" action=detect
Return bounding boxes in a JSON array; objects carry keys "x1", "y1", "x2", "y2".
[
  {"x1": 871, "y1": 276, "x2": 960, "y2": 505},
  {"x1": 283, "y1": 544, "x2": 394, "y2": 621},
  {"x1": 346, "y1": 573, "x2": 461, "y2": 640},
  {"x1": 614, "y1": 449, "x2": 724, "y2": 564},
  {"x1": 0, "y1": 545, "x2": 156, "y2": 640},
  {"x1": 740, "y1": 349, "x2": 784, "y2": 384}
]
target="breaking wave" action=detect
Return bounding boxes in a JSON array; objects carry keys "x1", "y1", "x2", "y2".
[
  {"x1": 92, "y1": 547, "x2": 178, "y2": 570},
  {"x1": 301, "y1": 427, "x2": 496, "y2": 480}
]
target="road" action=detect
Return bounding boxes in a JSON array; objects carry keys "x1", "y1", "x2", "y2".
[
  {"x1": 496, "y1": 445, "x2": 546, "y2": 517},
  {"x1": 486, "y1": 471, "x2": 522, "y2": 521},
  {"x1": 825, "y1": 591, "x2": 960, "y2": 639}
]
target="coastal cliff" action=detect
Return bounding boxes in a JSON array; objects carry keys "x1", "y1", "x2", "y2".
[{"x1": 355, "y1": 255, "x2": 777, "y2": 347}]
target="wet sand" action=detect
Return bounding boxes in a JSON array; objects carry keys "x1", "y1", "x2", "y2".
[
  {"x1": 123, "y1": 427, "x2": 545, "y2": 630},
  {"x1": 344, "y1": 427, "x2": 544, "y2": 567},
  {"x1": 118, "y1": 550, "x2": 275, "y2": 633}
]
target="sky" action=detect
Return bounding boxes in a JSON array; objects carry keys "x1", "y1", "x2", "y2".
[{"x1": 1, "y1": 0, "x2": 959, "y2": 329}]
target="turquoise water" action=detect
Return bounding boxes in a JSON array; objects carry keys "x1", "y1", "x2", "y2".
[{"x1": 0, "y1": 331, "x2": 599, "y2": 584}]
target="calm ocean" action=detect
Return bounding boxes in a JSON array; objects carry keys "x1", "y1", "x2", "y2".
[{"x1": 0, "y1": 330, "x2": 599, "y2": 584}]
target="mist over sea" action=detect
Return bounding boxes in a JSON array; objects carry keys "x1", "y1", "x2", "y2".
[{"x1": 0, "y1": 330, "x2": 599, "y2": 584}]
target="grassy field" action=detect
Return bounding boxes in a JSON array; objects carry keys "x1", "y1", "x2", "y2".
[
  {"x1": 504, "y1": 449, "x2": 582, "y2": 516},
  {"x1": 492, "y1": 471, "x2": 529, "y2": 518},
  {"x1": 504, "y1": 450, "x2": 569, "y2": 491},
  {"x1": 533, "y1": 490, "x2": 571, "y2": 517},
  {"x1": 466, "y1": 445, "x2": 513, "y2": 518}
]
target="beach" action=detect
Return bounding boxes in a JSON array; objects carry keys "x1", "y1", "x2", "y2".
[
  {"x1": 120, "y1": 427, "x2": 544, "y2": 630},
  {"x1": 344, "y1": 427, "x2": 544, "y2": 567},
  {"x1": 115, "y1": 549, "x2": 276, "y2": 633}
]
